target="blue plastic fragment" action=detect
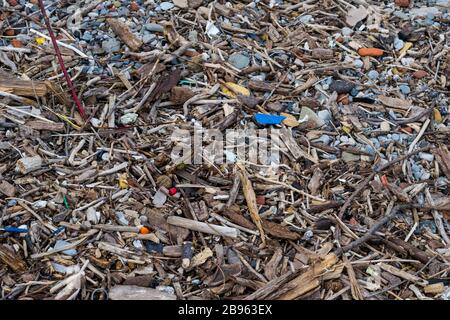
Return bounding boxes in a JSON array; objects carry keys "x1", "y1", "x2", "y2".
[
  {"x1": 0, "y1": 227, "x2": 28, "y2": 233},
  {"x1": 51, "y1": 226, "x2": 66, "y2": 236},
  {"x1": 254, "y1": 113, "x2": 286, "y2": 125},
  {"x1": 145, "y1": 240, "x2": 164, "y2": 253}
]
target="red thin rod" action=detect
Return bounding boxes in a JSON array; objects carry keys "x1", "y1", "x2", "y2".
[{"x1": 37, "y1": 0, "x2": 87, "y2": 121}]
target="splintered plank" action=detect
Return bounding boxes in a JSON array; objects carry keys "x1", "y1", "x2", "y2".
[
  {"x1": 277, "y1": 253, "x2": 339, "y2": 300},
  {"x1": 0, "y1": 77, "x2": 48, "y2": 97},
  {"x1": 0, "y1": 244, "x2": 27, "y2": 272},
  {"x1": 279, "y1": 127, "x2": 318, "y2": 163},
  {"x1": 238, "y1": 164, "x2": 266, "y2": 245},
  {"x1": 106, "y1": 18, "x2": 143, "y2": 51}
]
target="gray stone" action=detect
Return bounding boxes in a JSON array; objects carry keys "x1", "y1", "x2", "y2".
[
  {"x1": 394, "y1": 38, "x2": 404, "y2": 51},
  {"x1": 143, "y1": 33, "x2": 156, "y2": 44},
  {"x1": 153, "y1": 188, "x2": 167, "y2": 208},
  {"x1": 342, "y1": 152, "x2": 360, "y2": 162},
  {"x1": 299, "y1": 15, "x2": 313, "y2": 24},
  {"x1": 299, "y1": 107, "x2": 324, "y2": 127},
  {"x1": 410, "y1": 7, "x2": 440, "y2": 19},
  {"x1": 399, "y1": 84, "x2": 411, "y2": 95},
  {"x1": 86, "y1": 207, "x2": 100, "y2": 224},
  {"x1": 419, "y1": 152, "x2": 434, "y2": 162},
  {"x1": 318, "y1": 134, "x2": 331, "y2": 145},
  {"x1": 365, "y1": 145, "x2": 375, "y2": 155},
  {"x1": 342, "y1": 27, "x2": 353, "y2": 36},
  {"x1": 368, "y1": 70, "x2": 379, "y2": 80},
  {"x1": 144, "y1": 23, "x2": 164, "y2": 33},
  {"x1": 420, "y1": 171, "x2": 431, "y2": 180},
  {"x1": 160, "y1": 2, "x2": 175, "y2": 11},
  {"x1": 116, "y1": 211, "x2": 129, "y2": 226},
  {"x1": 81, "y1": 31, "x2": 93, "y2": 41},
  {"x1": 120, "y1": 113, "x2": 138, "y2": 125},
  {"x1": 54, "y1": 240, "x2": 77, "y2": 256},
  {"x1": 317, "y1": 109, "x2": 332, "y2": 122},
  {"x1": 353, "y1": 59, "x2": 364, "y2": 68},
  {"x1": 102, "y1": 38, "x2": 121, "y2": 53},
  {"x1": 188, "y1": 30, "x2": 198, "y2": 43},
  {"x1": 228, "y1": 53, "x2": 250, "y2": 70},
  {"x1": 380, "y1": 121, "x2": 390, "y2": 131}
]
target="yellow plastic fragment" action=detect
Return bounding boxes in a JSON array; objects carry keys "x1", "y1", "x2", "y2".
[
  {"x1": 280, "y1": 112, "x2": 299, "y2": 127},
  {"x1": 36, "y1": 37, "x2": 46, "y2": 45},
  {"x1": 221, "y1": 82, "x2": 250, "y2": 97},
  {"x1": 118, "y1": 174, "x2": 128, "y2": 189},
  {"x1": 342, "y1": 126, "x2": 352, "y2": 134},
  {"x1": 398, "y1": 42, "x2": 413, "y2": 59},
  {"x1": 286, "y1": 207, "x2": 296, "y2": 215},
  {"x1": 434, "y1": 108, "x2": 442, "y2": 124},
  {"x1": 261, "y1": 34, "x2": 269, "y2": 41},
  {"x1": 54, "y1": 112, "x2": 80, "y2": 130}
]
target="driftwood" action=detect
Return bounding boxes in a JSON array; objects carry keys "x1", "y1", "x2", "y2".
[
  {"x1": 109, "y1": 285, "x2": 176, "y2": 300},
  {"x1": 106, "y1": 18, "x2": 143, "y2": 51},
  {"x1": 0, "y1": 76, "x2": 48, "y2": 97},
  {"x1": 277, "y1": 253, "x2": 340, "y2": 300},
  {"x1": 167, "y1": 216, "x2": 240, "y2": 238}
]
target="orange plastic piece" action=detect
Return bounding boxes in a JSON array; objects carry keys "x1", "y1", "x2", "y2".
[
  {"x1": 357, "y1": 48, "x2": 384, "y2": 57},
  {"x1": 139, "y1": 226, "x2": 150, "y2": 235}
]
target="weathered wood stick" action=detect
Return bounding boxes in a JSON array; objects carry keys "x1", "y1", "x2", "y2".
[
  {"x1": 31, "y1": 230, "x2": 98, "y2": 259},
  {"x1": 15, "y1": 156, "x2": 43, "y2": 174},
  {"x1": 167, "y1": 216, "x2": 240, "y2": 238},
  {"x1": 106, "y1": 18, "x2": 142, "y2": 51},
  {"x1": 25, "y1": 120, "x2": 65, "y2": 132},
  {"x1": 0, "y1": 244, "x2": 27, "y2": 272},
  {"x1": 0, "y1": 77, "x2": 48, "y2": 97},
  {"x1": 92, "y1": 224, "x2": 140, "y2": 233},
  {"x1": 109, "y1": 285, "x2": 176, "y2": 300},
  {"x1": 163, "y1": 245, "x2": 183, "y2": 257},
  {"x1": 277, "y1": 253, "x2": 339, "y2": 300},
  {"x1": 98, "y1": 162, "x2": 128, "y2": 176}
]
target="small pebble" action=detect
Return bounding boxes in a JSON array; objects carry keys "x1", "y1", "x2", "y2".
[
  {"x1": 394, "y1": 38, "x2": 404, "y2": 51},
  {"x1": 160, "y1": 2, "x2": 175, "y2": 11},
  {"x1": 81, "y1": 31, "x2": 93, "y2": 41},
  {"x1": 367, "y1": 70, "x2": 379, "y2": 80},
  {"x1": 419, "y1": 152, "x2": 434, "y2": 162},
  {"x1": 342, "y1": 152, "x2": 360, "y2": 162},
  {"x1": 228, "y1": 53, "x2": 250, "y2": 69},
  {"x1": 380, "y1": 121, "x2": 391, "y2": 131},
  {"x1": 329, "y1": 80, "x2": 355, "y2": 94},
  {"x1": 395, "y1": 0, "x2": 410, "y2": 8},
  {"x1": 143, "y1": 33, "x2": 156, "y2": 44},
  {"x1": 353, "y1": 59, "x2": 364, "y2": 68},
  {"x1": 317, "y1": 109, "x2": 332, "y2": 122},
  {"x1": 420, "y1": 171, "x2": 431, "y2": 180},
  {"x1": 102, "y1": 38, "x2": 121, "y2": 53},
  {"x1": 144, "y1": 23, "x2": 164, "y2": 33},
  {"x1": 299, "y1": 15, "x2": 313, "y2": 24},
  {"x1": 413, "y1": 70, "x2": 428, "y2": 79},
  {"x1": 54, "y1": 240, "x2": 77, "y2": 256},
  {"x1": 120, "y1": 113, "x2": 138, "y2": 125},
  {"x1": 130, "y1": 2, "x2": 139, "y2": 11},
  {"x1": 318, "y1": 135, "x2": 331, "y2": 145},
  {"x1": 115, "y1": 211, "x2": 129, "y2": 226},
  {"x1": 399, "y1": 84, "x2": 411, "y2": 95},
  {"x1": 342, "y1": 27, "x2": 353, "y2": 36},
  {"x1": 401, "y1": 57, "x2": 414, "y2": 66}
]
